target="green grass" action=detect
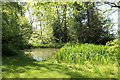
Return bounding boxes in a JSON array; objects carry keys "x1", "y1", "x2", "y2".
[
  {"x1": 2, "y1": 54, "x2": 118, "y2": 78},
  {"x1": 31, "y1": 43, "x2": 64, "y2": 48},
  {"x1": 54, "y1": 43, "x2": 118, "y2": 64},
  {"x1": 2, "y1": 43, "x2": 119, "y2": 78}
]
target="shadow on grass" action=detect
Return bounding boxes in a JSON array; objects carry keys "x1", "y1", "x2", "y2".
[
  {"x1": 2, "y1": 54, "x2": 87, "y2": 78},
  {"x1": 2, "y1": 54, "x2": 118, "y2": 79}
]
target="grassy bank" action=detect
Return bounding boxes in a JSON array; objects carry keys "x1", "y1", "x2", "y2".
[{"x1": 2, "y1": 54, "x2": 118, "y2": 78}]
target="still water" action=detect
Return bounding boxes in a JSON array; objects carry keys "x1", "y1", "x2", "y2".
[{"x1": 24, "y1": 48, "x2": 59, "y2": 61}]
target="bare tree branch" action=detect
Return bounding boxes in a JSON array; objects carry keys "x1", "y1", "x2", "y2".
[{"x1": 104, "y1": 2, "x2": 120, "y2": 8}]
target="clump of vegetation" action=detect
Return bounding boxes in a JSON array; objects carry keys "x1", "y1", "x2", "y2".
[
  {"x1": 106, "y1": 38, "x2": 119, "y2": 53},
  {"x1": 106, "y1": 38, "x2": 119, "y2": 65},
  {"x1": 54, "y1": 43, "x2": 117, "y2": 64}
]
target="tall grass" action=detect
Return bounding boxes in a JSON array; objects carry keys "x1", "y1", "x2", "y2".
[{"x1": 54, "y1": 43, "x2": 118, "y2": 64}]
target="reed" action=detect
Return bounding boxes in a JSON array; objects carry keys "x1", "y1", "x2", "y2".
[{"x1": 54, "y1": 43, "x2": 117, "y2": 64}]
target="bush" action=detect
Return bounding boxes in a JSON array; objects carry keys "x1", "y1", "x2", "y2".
[
  {"x1": 106, "y1": 38, "x2": 119, "y2": 53},
  {"x1": 54, "y1": 43, "x2": 117, "y2": 64},
  {"x1": 106, "y1": 38, "x2": 119, "y2": 64},
  {"x1": 2, "y1": 44, "x2": 20, "y2": 56}
]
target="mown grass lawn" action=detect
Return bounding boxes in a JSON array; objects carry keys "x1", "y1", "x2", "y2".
[{"x1": 2, "y1": 55, "x2": 118, "y2": 78}]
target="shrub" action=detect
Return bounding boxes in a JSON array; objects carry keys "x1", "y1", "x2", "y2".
[
  {"x1": 106, "y1": 38, "x2": 119, "y2": 64},
  {"x1": 2, "y1": 44, "x2": 20, "y2": 56},
  {"x1": 106, "y1": 38, "x2": 119, "y2": 53}
]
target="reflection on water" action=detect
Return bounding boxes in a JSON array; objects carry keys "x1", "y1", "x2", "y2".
[{"x1": 24, "y1": 48, "x2": 59, "y2": 61}]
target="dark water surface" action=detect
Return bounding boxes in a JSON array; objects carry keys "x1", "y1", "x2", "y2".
[{"x1": 23, "y1": 48, "x2": 59, "y2": 61}]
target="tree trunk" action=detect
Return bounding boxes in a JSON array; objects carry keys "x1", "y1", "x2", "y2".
[{"x1": 62, "y1": 4, "x2": 68, "y2": 43}]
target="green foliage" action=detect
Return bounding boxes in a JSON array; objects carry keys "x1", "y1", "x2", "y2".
[
  {"x1": 29, "y1": 29, "x2": 53, "y2": 44},
  {"x1": 29, "y1": 2, "x2": 115, "y2": 44},
  {"x1": 2, "y1": 2, "x2": 116, "y2": 56},
  {"x1": 2, "y1": 44, "x2": 19, "y2": 56},
  {"x1": 106, "y1": 38, "x2": 119, "y2": 56},
  {"x1": 52, "y1": 2, "x2": 115, "y2": 44},
  {"x1": 106, "y1": 38, "x2": 119, "y2": 48},
  {"x1": 73, "y1": 2, "x2": 115, "y2": 44},
  {"x1": 54, "y1": 43, "x2": 117, "y2": 64},
  {"x1": 2, "y1": 2, "x2": 32, "y2": 56}
]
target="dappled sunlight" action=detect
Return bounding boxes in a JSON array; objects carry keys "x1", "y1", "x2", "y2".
[
  {"x1": 2, "y1": 55, "x2": 118, "y2": 78},
  {"x1": 2, "y1": 1, "x2": 119, "y2": 79}
]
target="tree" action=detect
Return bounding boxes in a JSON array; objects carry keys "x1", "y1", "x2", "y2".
[
  {"x1": 104, "y1": 2, "x2": 120, "y2": 9},
  {"x1": 2, "y1": 2, "x2": 32, "y2": 56},
  {"x1": 26, "y1": 2, "x2": 115, "y2": 45},
  {"x1": 72, "y1": 2, "x2": 114, "y2": 44}
]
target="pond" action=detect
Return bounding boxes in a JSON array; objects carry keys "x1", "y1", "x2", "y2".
[{"x1": 23, "y1": 48, "x2": 59, "y2": 61}]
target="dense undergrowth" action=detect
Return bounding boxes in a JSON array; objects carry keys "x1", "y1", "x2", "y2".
[{"x1": 54, "y1": 43, "x2": 118, "y2": 65}]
